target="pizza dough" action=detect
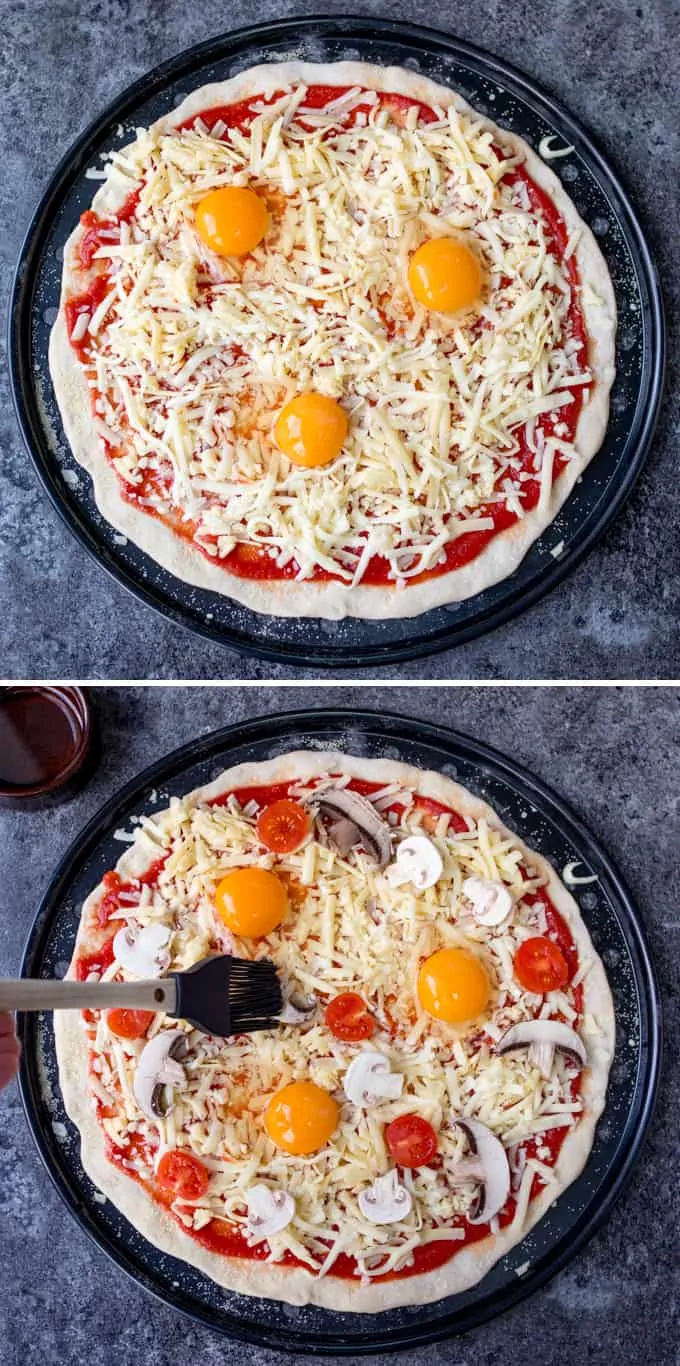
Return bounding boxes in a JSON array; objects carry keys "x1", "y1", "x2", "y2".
[
  {"x1": 50, "y1": 61, "x2": 616, "y2": 619},
  {"x1": 55, "y1": 750, "x2": 615, "y2": 1311}
]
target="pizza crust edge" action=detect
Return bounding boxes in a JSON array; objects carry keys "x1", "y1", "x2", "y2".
[
  {"x1": 48, "y1": 60, "x2": 617, "y2": 621},
  {"x1": 54, "y1": 749, "x2": 616, "y2": 1312}
]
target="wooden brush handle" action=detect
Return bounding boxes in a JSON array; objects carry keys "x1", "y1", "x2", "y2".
[{"x1": 0, "y1": 978, "x2": 177, "y2": 1013}]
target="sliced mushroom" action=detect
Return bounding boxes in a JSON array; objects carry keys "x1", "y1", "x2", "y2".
[
  {"x1": 113, "y1": 922, "x2": 171, "y2": 978},
  {"x1": 448, "y1": 1117, "x2": 511, "y2": 1224},
  {"x1": 358, "y1": 1169, "x2": 413, "y2": 1224},
  {"x1": 326, "y1": 817, "x2": 361, "y2": 858},
  {"x1": 385, "y1": 835, "x2": 443, "y2": 890},
  {"x1": 344, "y1": 1052, "x2": 404, "y2": 1107},
  {"x1": 462, "y1": 877, "x2": 513, "y2": 927},
  {"x1": 133, "y1": 1030, "x2": 189, "y2": 1120},
  {"x1": 246, "y1": 1184, "x2": 295, "y2": 1241},
  {"x1": 497, "y1": 1020, "x2": 587, "y2": 1079},
  {"x1": 278, "y1": 989, "x2": 317, "y2": 1025},
  {"x1": 308, "y1": 787, "x2": 392, "y2": 868}
]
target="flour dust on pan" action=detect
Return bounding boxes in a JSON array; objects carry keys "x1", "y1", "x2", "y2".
[
  {"x1": 18, "y1": 708, "x2": 660, "y2": 1352},
  {"x1": 10, "y1": 18, "x2": 663, "y2": 669}
]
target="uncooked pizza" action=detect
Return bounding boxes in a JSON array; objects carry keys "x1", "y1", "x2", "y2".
[
  {"x1": 49, "y1": 61, "x2": 616, "y2": 620},
  {"x1": 55, "y1": 751, "x2": 615, "y2": 1310}
]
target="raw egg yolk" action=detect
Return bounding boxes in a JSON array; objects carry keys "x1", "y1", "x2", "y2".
[
  {"x1": 417, "y1": 946, "x2": 490, "y2": 1023},
  {"x1": 275, "y1": 393, "x2": 348, "y2": 468},
  {"x1": 265, "y1": 1080, "x2": 339, "y2": 1155},
  {"x1": 194, "y1": 186, "x2": 268, "y2": 256},
  {"x1": 215, "y1": 867, "x2": 288, "y2": 938},
  {"x1": 408, "y1": 237, "x2": 482, "y2": 313}
]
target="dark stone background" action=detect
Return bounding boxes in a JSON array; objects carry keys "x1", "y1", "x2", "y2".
[
  {"x1": 0, "y1": 685, "x2": 677, "y2": 1364},
  {"x1": 1, "y1": 0, "x2": 678, "y2": 680}
]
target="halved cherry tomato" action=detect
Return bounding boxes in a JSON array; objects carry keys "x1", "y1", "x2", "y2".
[
  {"x1": 156, "y1": 1149, "x2": 210, "y2": 1201},
  {"x1": 514, "y1": 936, "x2": 569, "y2": 993},
  {"x1": 106, "y1": 1008, "x2": 155, "y2": 1040},
  {"x1": 385, "y1": 1114, "x2": 438, "y2": 1168},
  {"x1": 325, "y1": 992, "x2": 375, "y2": 1042},
  {"x1": 256, "y1": 799, "x2": 311, "y2": 854}
]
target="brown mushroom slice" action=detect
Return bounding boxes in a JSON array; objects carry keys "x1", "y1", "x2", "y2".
[
  {"x1": 497, "y1": 1020, "x2": 587, "y2": 1080},
  {"x1": 326, "y1": 816, "x2": 361, "y2": 858},
  {"x1": 278, "y1": 989, "x2": 317, "y2": 1025},
  {"x1": 449, "y1": 1117, "x2": 511, "y2": 1225},
  {"x1": 309, "y1": 787, "x2": 392, "y2": 868},
  {"x1": 133, "y1": 1030, "x2": 190, "y2": 1120}
]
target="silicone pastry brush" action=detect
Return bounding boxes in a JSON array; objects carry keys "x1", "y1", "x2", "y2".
[{"x1": 0, "y1": 954, "x2": 283, "y2": 1037}]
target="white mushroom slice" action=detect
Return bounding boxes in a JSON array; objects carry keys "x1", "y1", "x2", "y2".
[
  {"x1": 462, "y1": 876, "x2": 513, "y2": 926},
  {"x1": 497, "y1": 1020, "x2": 587, "y2": 1079},
  {"x1": 246, "y1": 1184, "x2": 295, "y2": 1241},
  {"x1": 113, "y1": 922, "x2": 171, "y2": 978},
  {"x1": 385, "y1": 835, "x2": 443, "y2": 890},
  {"x1": 358, "y1": 1170, "x2": 413, "y2": 1224},
  {"x1": 344, "y1": 1052, "x2": 404, "y2": 1107},
  {"x1": 133, "y1": 1030, "x2": 188, "y2": 1120},
  {"x1": 449, "y1": 1117, "x2": 511, "y2": 1224}
]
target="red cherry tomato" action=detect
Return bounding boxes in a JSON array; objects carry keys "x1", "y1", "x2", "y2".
[
  {"x1": 256, "y1": 799, "x2": 311, "y2": 854},
  {"x1": 325, "y1": 992, "x2": 375, "y2": 1042},
  {"x1": 385, "y1": 1115, "x2": 438, "y2": 1168},
  {"x1": 156, "y1": 1150, "x2": 210, "y2": 1201},
  {"x1": 106, "y1": 1009, "x2": 155, "y2": 1040},
  {"x1": 514, "y1": 936, "x2": 569, "y2": 993}
]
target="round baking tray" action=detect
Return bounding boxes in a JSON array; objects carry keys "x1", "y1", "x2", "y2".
[
  {"x1": 9, "y1": 17, "x2": 664, "y2": 669},
  {"x1": 18, "y1": 708, "x2": 660, "y2": 1352}
]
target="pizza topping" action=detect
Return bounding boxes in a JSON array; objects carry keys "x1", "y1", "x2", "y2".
[
  {"x1": 278, "y1": 988, "x2": 318, "y2": 1025},
  {"x1": 245, "y1": 1183, "x2": 296, "y2": 1241},
  {"x1": 385, "y1": 834, "x2": 443, "y2": 890},
  {"x1": 408, "y1": 236, "x2": 483, "y2": 314},
  {"x1": 325, "y1": 992, "x2": 375, "y2": 1042},
  {"x1": 133, "y1": 1030, "x2": 189, "y2": 1120},
  {"x1": 417, "y1": 946, "x2": 491, "y2": 1024},
  {"x1": 156, "y1": 1149, "x2": 210, "y2": 1200},
  {"x1": 256, "y1": 798, "x2": 311, "y2": 853},
  {"x1": 310, "y1": 786, "x2": 392, "y2": 867},
  {"x1": 106, "y1": 1008, "x2": 156, "y2": 1039},
  {"x1": 112, "y1": 921, "x2": 171, "y2": 977},
  {"x1": 194, "y1": 185, "x2": 268, "y2": 256},
  {"x1": 449, "y1": 1117, "x2": 511, "y2": 1224},
  {"x1": 343, "y1": 1050, "x2": 404, "y2": 1106},
  {"x1": 358, "y1": 1169, "x2": 413, "y2": 1225},
  {"x1": 497, "y1": 1020, "x2": 587, "y2": 1079},
  {"x1": 265, "y1": 1080, "x2": 339, "y2": 1155},
  {"x1": 385, "y1": 1114, "x2": 438, "y2": 1168},
  {"x1": 514, "y1": 936, "x2": 570, "y2": 993},
  {"x1": 274, "y1": 393, "x2": 349, "y2": 469},
  {"x1": 462, "y1": 876, "x2": 513, "y2": 926},
  {"x1": 215, "y1": 866, "x2": 288, "y2": 937}
]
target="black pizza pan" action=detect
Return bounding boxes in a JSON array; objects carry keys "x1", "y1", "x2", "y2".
[
  {"x1": 17, "y1": 708, "x2": 660, "y2": 1353},
  {"x1": 8, "y1": 17, "x2": 665, "y2": 669}
]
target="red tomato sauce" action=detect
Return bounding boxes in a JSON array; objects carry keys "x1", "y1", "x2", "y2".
[
  {"x1": 80, "y1": 776, "x2": 583, "y2": 1281},
  {"x1": 67, "y1": 84, "x2": 589, "y2": 589}
]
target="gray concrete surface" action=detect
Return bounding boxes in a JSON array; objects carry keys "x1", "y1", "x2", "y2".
[
  {"x1": 1, "y1": 0, "x2": 678, "y2": 680},
  {"x1": 0, "y1": 685, "x2": 677, "y2": 1365}
]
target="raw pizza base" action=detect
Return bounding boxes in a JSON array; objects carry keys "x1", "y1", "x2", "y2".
[
  {"x1": 55, "y1": 750, "x2": 615, "y2": 1312},
  {"x1": 49, "y1": 60, "x2": 617, "y2": 621}
]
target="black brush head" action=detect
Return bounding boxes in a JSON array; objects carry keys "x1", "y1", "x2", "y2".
[{"x1": 171, "y1": 955, "x2": 283, "y2": 1037}]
